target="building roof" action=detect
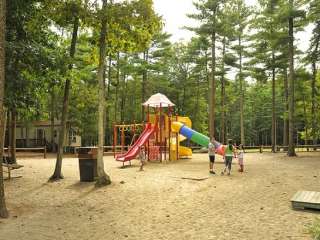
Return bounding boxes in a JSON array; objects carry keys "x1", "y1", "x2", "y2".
[
  {"x1": 16, "y1": 120, "x2": 76, "y2": 128},
  {"x1": 142, "y1": 93, "x2": 175, "y2": 108}
]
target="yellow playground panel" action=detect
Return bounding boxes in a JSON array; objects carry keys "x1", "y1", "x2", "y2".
[{"x1": 149, "y1": 114, "x2": 193, "y2": 160}]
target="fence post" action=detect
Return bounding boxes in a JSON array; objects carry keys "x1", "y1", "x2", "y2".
[
  {"x1": 44, "y1": 146, "x2": 47, "y2": 159},
  {"x1": 260, "y1": 145, "x2": 263, "y2": 153}
]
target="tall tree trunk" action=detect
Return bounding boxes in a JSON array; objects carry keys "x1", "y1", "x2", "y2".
[
  {"x1": 120, "y1": 55, "x2": 127, "y2": 123},
  {"x1": 120, "y1": 73, "x2": 126, "y2": 122},
  {"x1": 0, "y1": 108, "x2": 7, "y2": 218},
  {"x1": 0, "y1": 0, "x2": 8, "y2": 218},
  {"x1": 204, "y1": 51, "x2": 209, "y2": 130},
  {"x1": 209, "y1": 19, "x2": 216, "y2": 139},
  {"x1": 271, "y1": 54, "x2": 276, "y2": 153},
  {"x1": 141, "y1": 50, "x2": 148, "y2": 120},
  {"x1": 182, "y1": 72, "x2": 187, "y2": 114},
  {"x1": 114, "y1": 52, "x2": 120, "y2": 123},
  {"x1": 50, "y1": 87, "x2": 56, "y2": 152},
  {"x1": 270, "y1": 0, "x2": 276, "y2": 153},
  {"x1": 283, "y1": 68, "x2": 289, "y2": 147},
  {"x1": 103, "y1": 64, "x2": 107, "y2": 144},
  {"x1": 287, "y1": 2, "x2": 296, "y2": 156},
  {"x1": 205, "y1": 51, "x2": 209, "y2": 84},
  {"x1": 302, "y1": 94, "x2": 308, "y2": 146},
  {"x1": 239, "y1": 35, "x2": 245, "y2": 146},
  {"x1": 7, "y1": 111, "x2": 10, "y2": 149},
  {"x1": 50, "y1": 15, "x2": 79, "y2": 181},
  {"x1": 105, "y1": 57, "x2": 112, "y2": 146},
  {"x1": 96, "y1": 0, "x2": 111, "y2": 187},
  {"x1": 311, "y1": 61, "x2": 317, "y2": 147},
  {"x1": 194, "y1": 75, "x2": 200, "y2": 130},
  {"x1": 10, "y1": 108, "x2": 16, "y2": 163},
  {"x1": 220, "y1": 36, "x2": 226, "y2": 144}
]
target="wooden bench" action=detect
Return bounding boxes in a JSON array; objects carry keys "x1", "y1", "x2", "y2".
[
  {"x1": 2, "y1": 163, "x2": 23, "y2": 180},
  {"x1": 291, "y1": 191, "x2": 320, "y2": 210}
]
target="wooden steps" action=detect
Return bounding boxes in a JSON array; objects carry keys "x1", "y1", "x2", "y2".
[{"x1": 291, "y1": 191, "x2": 320, "y2": 210}]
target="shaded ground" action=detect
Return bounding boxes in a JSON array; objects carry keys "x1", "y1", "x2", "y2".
[{"x1": 0, "y1": 152, "x2": 319, "y2": 240}]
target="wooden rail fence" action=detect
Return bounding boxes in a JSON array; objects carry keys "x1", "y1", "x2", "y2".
[{"x1": 4, "y1": 147, "x2": 47, "y2": 158}]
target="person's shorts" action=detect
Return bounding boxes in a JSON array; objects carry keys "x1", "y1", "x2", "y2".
[
  {"x1": 209, "y1": 155, "x2": 215, "y2": 163},
  {"x1": 225, "y1": 156, "x2": 233, "y2": 168}
]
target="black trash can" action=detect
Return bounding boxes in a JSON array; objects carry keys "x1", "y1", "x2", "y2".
[{"x1": 78, "y1": 147, "x2": 98, "y2": 182}]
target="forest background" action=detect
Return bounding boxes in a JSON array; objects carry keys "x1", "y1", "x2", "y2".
[{"x1": 2, "y1": 0, "x2": 320, "y2": 152}]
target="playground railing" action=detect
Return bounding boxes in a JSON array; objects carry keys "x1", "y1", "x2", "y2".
[
  {"x1": 4, "y1": 146, "x2": 47, "y2": 158},
  {"x1": 189, "y1": 145, "x2": 320, "y2": 153},
  {"x1": 244, "y1": 145, "x2": 320, "y2": 153},
  {"x1": 75, "y1": 146, "x2": 130, "y2": 156},
  {"x1": 105, "y1": 145, "x2": 129, "y2": 156}
]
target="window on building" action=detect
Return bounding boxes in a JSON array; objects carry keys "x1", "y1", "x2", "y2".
[
  {"x1": 37, "y1": 129, "x2": 44, "y2": 140},
  {"x1": 69, "y1": 129, "x2": 77, "y2": 143}
]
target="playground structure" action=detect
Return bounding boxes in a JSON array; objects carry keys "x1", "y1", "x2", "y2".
[
  {"x1": 112, "y1": 122, "x2": 144, "y2": 155},
  {"x1": 115, "y1": 93, "x2": 225, "y2": 165}
]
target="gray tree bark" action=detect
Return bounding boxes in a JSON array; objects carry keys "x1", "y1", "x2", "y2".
[
  {"x1": 96, "y1": 0, "x2": 111, "y2": 187},
  {"x1": 50, "y1": 87, "x2": 56, "y2": 152},
  {"x1": 311, "y1": 61, "x2": 317, "y2": 147},
  {"x1": 302, "y1": 94, "x2": 308, "y2": 147},
  {"x1": 0, "y1": 0, "x2": 9, "y2": 218},
  {"x1": 114, "y1": 52, "x2": 120, "y2": 123},
  {"x1": 209, "y1": 14, "x2": 217, "y2": 139},
  {"x1": 50, "y1": 15, "x2": 79, "y2": 180},
  {"x1": 141, "y1": 50, "x2": 148, "y2": 121},
  {"x1": 288, "y1": 0, "x2": 296, "y2": 156},
  {"x1": 271, "y1": 56, "x2": 276, "y2": 153},
  {"x1": 239, "y1": 35, "x2": 245, "y2": 146},
  {"x1": 9, "y1": 108, "x2": 16, "y2": 163},
  {"x1": 220, "y1": 36, "x2": 226, "y2": 144},
  {"x1": 283, "y1": 69, "x2": 289, "y2": 147}
]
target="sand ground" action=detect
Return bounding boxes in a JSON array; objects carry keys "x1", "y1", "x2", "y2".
[{"x1": 0, "y1": 152, "x2": 319, "y2": 240}]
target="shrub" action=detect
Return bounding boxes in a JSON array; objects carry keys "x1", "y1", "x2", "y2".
[{"x1": 309, "y1": 218, "x2": 320, "y2": 240}]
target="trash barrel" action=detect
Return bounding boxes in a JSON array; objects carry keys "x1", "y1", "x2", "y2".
[{"x1": 78, "y1": 147, "x2": 98, "y2": 182}]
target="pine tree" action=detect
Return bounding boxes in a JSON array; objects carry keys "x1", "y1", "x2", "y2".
[
  {"x1": 0, "y1": 0, "x2": 8, "y2": 218},
  {"x1": 249, "y1": 0, "x2": 289, "y2": 151},
  {"x1": 96, "y1": 0, "x2": 111, "y2": 187},
  {"x1": 233, "y1": 0, "x2": 250, "y2": 146},
  {"x1": 308, "y1": 0, "x2": 320, "y2": 147},
  {"x1": 281, "y1": 0, "x2": 307, "y2": 156},
  {"x1": 188, "y1": 0, "x2": 225, "y2": 139},
  {"x1": 50, "y1": 1, "x2": 82, "y2": 180}
]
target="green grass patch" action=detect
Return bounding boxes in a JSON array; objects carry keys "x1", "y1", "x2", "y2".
[{"x1": 309, "y1": 218, "x2": 320, "y2": 240}]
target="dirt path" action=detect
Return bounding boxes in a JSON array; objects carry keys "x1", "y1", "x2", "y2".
[{"x1": 0, "y1": 152, "x2": 319, "y2": 240}]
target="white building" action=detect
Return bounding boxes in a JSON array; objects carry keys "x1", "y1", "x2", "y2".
[{"x1": 8, "y1": 120, "x2": 81, "y2": 149}]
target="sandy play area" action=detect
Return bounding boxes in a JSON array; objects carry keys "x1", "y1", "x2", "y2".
[{"x1": 0, "y1": 152, "x2": 319, "y2": 240}]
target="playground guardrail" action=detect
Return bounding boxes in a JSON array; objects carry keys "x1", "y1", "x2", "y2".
[{"x1": 4, "y1": 146, "x2": 47, "y2": 158}]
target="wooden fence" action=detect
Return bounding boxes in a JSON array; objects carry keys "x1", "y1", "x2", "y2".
[
  {"x1": 236, "y1": 145, "x2": 320, "y2": 153},
  {"x1": 191, "y1": 145, "x2": 320, "y2": 153},
  {"x1": 64, "y1": 144, "x2": 320, "y2": 158},
  {"x1": 4, "y1": 147, "x2": 47, "y2": 158}
]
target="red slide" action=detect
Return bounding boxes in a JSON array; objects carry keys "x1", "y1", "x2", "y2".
[{"x1": 116, "y1": 123, "x2": 156, "y2": 163}]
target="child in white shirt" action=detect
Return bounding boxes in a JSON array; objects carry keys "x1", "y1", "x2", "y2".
[{"x1": 238, "y1": 144, "x2": 244, "y2": 173}]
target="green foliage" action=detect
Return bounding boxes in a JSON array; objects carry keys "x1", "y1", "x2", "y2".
[
  {"x1": 5, "y1": 0, "x2": 61, "y2": 113},
  {"x1": 309, "y1": 218, "x2": 320, "y2": 240},
  {"x1": 101, "y1": 0, "x2": 162, "y2": 54},
  {"x1": 3, "y1": 0, "x2": 320, "y2": 147}
]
